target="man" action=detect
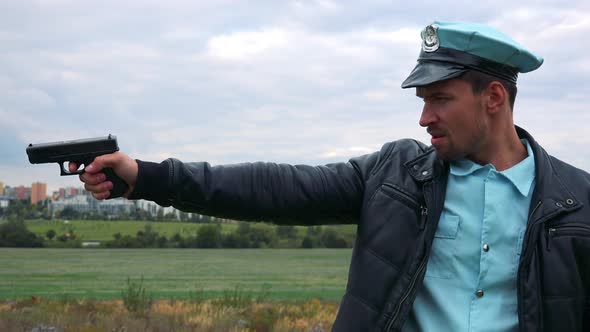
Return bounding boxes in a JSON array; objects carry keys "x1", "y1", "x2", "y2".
[{"x1": 75, "y1": 22, "x2": 590, "y2": 331}]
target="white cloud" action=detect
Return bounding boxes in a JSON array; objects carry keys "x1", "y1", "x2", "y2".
[
  {"x1": 362, "y1": 27, "x2": 419, "y2": 44},
  {"x1": 320, "y1": 146, "x2": 380, "y2": 158},
  {"x1": 206, "y1": 28, "x2": 288, "y2": 61},
  {"x1": 43, "y1": 43, "x2": 161, "y2": 66},
  {"x1": 161, "y1": 26, "x2": 204, "y2": 41}
]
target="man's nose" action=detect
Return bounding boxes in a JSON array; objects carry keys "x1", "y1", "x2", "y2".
[{"x1": 419, "y1": 105, "x2": 437, "y2": 128}]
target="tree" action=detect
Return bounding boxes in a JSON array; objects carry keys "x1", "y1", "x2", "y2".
[
  {"x1": 248, "y1": 227, "x2": 276, "y2": 248},
  {"x1": 46, "y1": 229, "x2": 56, "y2": 240},
  {"x1": 301, "y1": 236, "x2": 314, "y2": 248},
  {"x1": 157, "y1": 235, "x2": 168, "y2": 248},
  {"x1": 306, "y1": 226, "x2": 322, "y2": 236},
  {"x1": 196, "y1": 225, "x2": 222, "y2": 248},
  {"x1": 222, "y1": 233, "x2": 249, "y2": 248},
  {"x1": 320, "y1": 229, "x2": 349, "y2": 248},
  {"x1": 136, "y1": 224, "x2": 159, "y2": 247},
  {"x1": 107, "y1": 235, "x2": 140, "y2": 248},
  {"x1": 164, "y1": 211, "x2": 177, "y2": 221},
  {"x1": 58, "y1": 207, "x2": 80, "y2": 219},
  {"x1": 237, "y1": 222, "x2": 251, "y2": 236},
  {"x1": 276, "y1": 225, "x2": 297, "y2": 239},
  {"x1": 171, "y1": 233, "x2": 183, "y2": 243},
  {"x1": 0, "y1": 219, "x2": 45, "y2": 247}
]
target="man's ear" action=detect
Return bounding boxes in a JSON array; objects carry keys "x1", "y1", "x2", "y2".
[{"x1": 485, "y1": 81, "x2": 508, "y2": 114}]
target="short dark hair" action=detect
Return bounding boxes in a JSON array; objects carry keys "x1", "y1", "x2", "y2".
[{"x1": 459, "y1": 70, "x2": 517, "y2": 111}]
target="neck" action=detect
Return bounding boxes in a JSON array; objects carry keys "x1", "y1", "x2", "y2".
[{"x1": 468, "y1": 121, "x2": 527, "y2": 171}]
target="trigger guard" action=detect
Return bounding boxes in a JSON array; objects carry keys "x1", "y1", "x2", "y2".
[{"x1": 60, "y1": 162, "x2": 86, "y2": 176}]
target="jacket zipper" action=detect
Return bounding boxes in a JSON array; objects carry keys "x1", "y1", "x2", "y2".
[
  {"x1": 385, "y1": 255, "x2": 428, "y2": 331},
  {"x1": 381, "y1": 182, "x2": 430, "y2": 330},
  {"x1": 381, "y1": 183, "x2": 420, "y2": 209},
  {"x1": 520, "y1": 200, "x2": 542, "y2": 260},
  {"x1": 382, "y1": 183, "x2": 426, "y2": 230},
  {"x1": 420, "y1": 206, "x2": 428, "y2": 230},
  {"x1": 546, "y1": 224, "x2": 590, "y2": 251},
  {"x1": 517, "y1": 200, "x2": 542, "y2": 332}
]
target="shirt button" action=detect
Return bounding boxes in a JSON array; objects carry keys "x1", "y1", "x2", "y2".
[
  {"x1": 476, "y1": 290, "x2": 484, "y2": 298},
  {"x1": 483, "y1": 244, "x2": 490, "y2": 252}
]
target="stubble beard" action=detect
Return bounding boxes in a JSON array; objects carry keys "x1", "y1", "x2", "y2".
[{"x1": 435, "y1": 111, "x2": 488, "y2": 162}]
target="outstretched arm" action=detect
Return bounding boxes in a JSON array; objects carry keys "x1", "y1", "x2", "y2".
[
  {"x1": 74, "y1": 150, "x2": 381, "y2": 225},
  {"x1": 127, "y1": 157, "x2": 376, "y2": 225}
]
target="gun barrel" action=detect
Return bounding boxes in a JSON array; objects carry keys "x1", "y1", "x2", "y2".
[{"x1": 26, "y1": 135, "x2": 119, "y2": 164}]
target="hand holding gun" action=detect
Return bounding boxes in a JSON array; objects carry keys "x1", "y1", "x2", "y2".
[{"x1": 26, "y1": 135, "x2": 138, "y2": 199}]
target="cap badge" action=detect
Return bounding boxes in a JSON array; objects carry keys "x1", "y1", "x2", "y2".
[{"x1": 422, "y1": 24, "x2": 439, "y2": 52}]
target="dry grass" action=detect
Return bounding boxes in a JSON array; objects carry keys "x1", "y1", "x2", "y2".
[{"x1": 0, "y1": 298, "x2": 338, "y2": 332}]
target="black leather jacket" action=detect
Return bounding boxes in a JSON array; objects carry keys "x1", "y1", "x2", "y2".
[{"x1": 130, "y1": 127, "x2": 590, "y2": 331}]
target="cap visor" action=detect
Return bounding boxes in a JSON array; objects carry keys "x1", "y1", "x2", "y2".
[{"x1": 401, "y1": 61, "x2": 468, "y2": 88}]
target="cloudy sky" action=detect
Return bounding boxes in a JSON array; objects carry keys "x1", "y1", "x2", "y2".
[{"x1": 2, "y1": 0, "x2": 589, "y2": 193}]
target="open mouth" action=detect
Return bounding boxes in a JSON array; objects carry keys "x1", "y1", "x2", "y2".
[
  {"x1": 429, "y1": 132, "x2": 446, "y2": 145},
  {"x1": 427, "y1": 128, "x2": 445, "y2": 145},
  {"x1": 431, "y1": 136, "x2": 445, "y2": 144}
]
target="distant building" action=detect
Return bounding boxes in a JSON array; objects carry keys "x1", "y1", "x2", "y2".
[
  {"x1": 0, "y1": 196, "x2": 9, "y2": 208},
  {"x1": 0, "y1": 181, "x2": 4, "y2": 195},
  {"x1": 31, "y1": 182, "x2": 47, "y2": 205},
  {"x1": 46, "y1": 187, "x2": 200, "y2": 220},
  {"x1": 97, "y1": 197, "x2": 135, "y2": 216},
  {"x1": 135, "y1": 199, "x2": 161, "y2": 216},
  {"x1": 50, "y1": 195, "x2": 94, "y2": 214},
  {"x1": 15, "y1": 186, "x2": 31, "y2": 201},
  {"x1": 57, "y1": 187, "x2": 84, "y2": 200},
  {"x1": 4, "y1": 186, "x2": 13, "y2": 200},
  {"x1": 50, "y1": 194, "x2": 135, "y2": 217}
]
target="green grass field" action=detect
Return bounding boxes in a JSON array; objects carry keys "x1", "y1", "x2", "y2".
[
  {"x1": 24, "y1": 219, "x2": 357, "y2": 242},
  {"x1": 0, "y1": 248, "x2": 352, "y2": 301}
]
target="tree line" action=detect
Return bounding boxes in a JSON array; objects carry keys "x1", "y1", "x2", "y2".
[
  {"x1": 0, "y1": 219, "x2": 354, "y2": 249},
  {"x1": 103, "y1": 222, "x2": 351, "y2": 249}
]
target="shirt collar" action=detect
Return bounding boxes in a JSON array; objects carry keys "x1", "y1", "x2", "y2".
[
  {"x1": 449, "y1": 158, "x2": 485, "y2": 177},
  {"x1": 449, "y1": 139, "x2": 536, "y2": 196},
  {"x1": 500, "y1": 139, "x2": 536, "y2": 196}
]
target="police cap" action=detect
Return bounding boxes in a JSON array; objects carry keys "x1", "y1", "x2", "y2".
[{"x1": 401, "y1": 21, "x2": 544, "y2": 88}]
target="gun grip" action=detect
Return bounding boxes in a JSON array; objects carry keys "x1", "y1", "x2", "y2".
[{"x1": 103, "y1": 168, "x2": 129, "y2": 199}]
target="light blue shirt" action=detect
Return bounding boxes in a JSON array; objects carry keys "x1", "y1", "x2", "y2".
[{"x1": 403, "y1": 140, "x2": 535, "y2": 331}]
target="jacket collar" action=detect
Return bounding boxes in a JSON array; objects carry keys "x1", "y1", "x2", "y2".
[
  {"x1": 404, "y1": 146, "x2": 442, "y2": 182},
  {"x1": 404, "y1": 126, "x2": 582, "y2": 219},
  {"x1": 516, "y1": 126, "x2": 582, "y2": 220}
]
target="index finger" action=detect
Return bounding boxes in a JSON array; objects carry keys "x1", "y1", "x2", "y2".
[
  {"x1": 85, "y1": 153, "x2": 120, "y2": 174},
  {"x1": 68, "y1": 162, "x2": 79, "y2": 173}
]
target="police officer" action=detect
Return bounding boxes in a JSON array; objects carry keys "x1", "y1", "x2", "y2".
[{"x1": 76, "y1": 22, "x2": 590, "y2": 331}]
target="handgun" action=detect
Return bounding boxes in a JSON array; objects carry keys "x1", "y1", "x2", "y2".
[{"x1": 26, "y1": 134, "x2": 129, "y2": 199}]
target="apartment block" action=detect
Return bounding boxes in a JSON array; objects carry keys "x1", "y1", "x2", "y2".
[{"x1": 31, "y1": 182, "x2": 47, "y2": 205}]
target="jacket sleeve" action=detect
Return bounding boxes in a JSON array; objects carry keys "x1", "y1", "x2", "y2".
[{"x1": 128, "y1": 150, "x2": 383, "y2": 225}]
